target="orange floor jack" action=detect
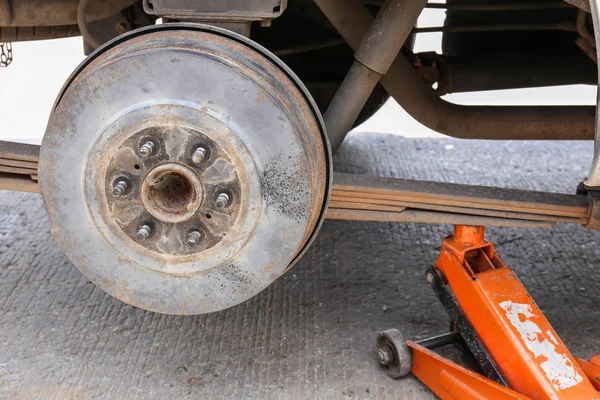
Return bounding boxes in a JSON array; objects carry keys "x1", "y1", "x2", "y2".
[{"x1": 376, "y1": 225, "x2": 600, "y2": 399}]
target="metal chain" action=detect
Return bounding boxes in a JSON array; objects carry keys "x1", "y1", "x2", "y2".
[{"x1": 0, "y1": 42, "x2": 13, "y2": 67}]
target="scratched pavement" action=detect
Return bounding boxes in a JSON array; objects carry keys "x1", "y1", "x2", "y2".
[{"x1": 1, "y1": 133, "x2": 599, "y2": 399}]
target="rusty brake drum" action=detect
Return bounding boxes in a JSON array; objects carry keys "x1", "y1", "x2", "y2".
[{"x1": 39, "y1": 24, "x2": 331, "y2": 315}]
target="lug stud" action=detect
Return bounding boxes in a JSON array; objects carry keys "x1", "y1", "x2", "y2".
[
  {"x1": 112, "y1": 180, "x2": 129, "y2": 197},
  {"x1": 140, "y1": 141, "x2": 155, "y2": 156},
  {"x1": 215, "y1": 193, "x2": 230, "y2": 209},
  {"x1": 136, "y1": 224, "x2": 152, "y2": 241},
  {"x1": 192, "y1": 146, "x2": 207, "y2": 164},
  {"x1": 187, "y1": 230, "x2": 202, "y2": 247}
]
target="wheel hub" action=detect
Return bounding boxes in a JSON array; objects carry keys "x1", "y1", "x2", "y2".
[
  {"x1": 93, "y1": 108, "x2": 251, "y2": 264},
  {"x1": 39, "y1": 24, "x2": 331, "y2": 314},
  {"x1": 141, "y1": 163, "x2": 203, "y2": 225}
]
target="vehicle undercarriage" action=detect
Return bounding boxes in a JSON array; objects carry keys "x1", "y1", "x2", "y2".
[{"x1": 2, "y1": 0, "x2": 600, "y2": 397}]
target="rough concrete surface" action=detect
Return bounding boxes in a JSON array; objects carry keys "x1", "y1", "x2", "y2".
[{"x1": 1, "y1": 133, "x2": 599, "y2": 399}]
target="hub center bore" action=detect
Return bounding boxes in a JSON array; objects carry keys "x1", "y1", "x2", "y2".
[{"x1": 141, "y1": 163, "x2": 203, "y2": 224}]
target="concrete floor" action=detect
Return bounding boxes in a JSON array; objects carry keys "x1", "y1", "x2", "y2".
[{"x1": 1, "y1": 133, "x2": 599, "y2": 399}]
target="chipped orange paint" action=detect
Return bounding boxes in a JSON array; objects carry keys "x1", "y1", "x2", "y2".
[{"x1": 433, "y1": 226, "x2": 599, "y2": 399}]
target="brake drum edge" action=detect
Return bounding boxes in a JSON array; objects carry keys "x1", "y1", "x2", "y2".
[{"x1": 39, "y1": 23, "x2": 332, "y2": 315}]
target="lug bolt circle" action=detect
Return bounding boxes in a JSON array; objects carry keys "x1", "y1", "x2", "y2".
[
  {"x1": 192, "y1": 146, "x2": 207, "y2": 164},
  {"x1": 140, "y1": 141, "x2": 155, "y2": 156},
  {"x1": 215, "y1": 193, "x2": 230, "y2": 209},
  {"x1": 187, "y1": 230, "x2": 202, "y2": 247},
  {"x1": 112, "y1": 180, "x2": 129, "y2": 197},
  {"x1": 136, "y1": 224, "x2": 152, "y2": 241}
]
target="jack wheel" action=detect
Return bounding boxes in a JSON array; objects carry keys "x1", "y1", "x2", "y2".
[{"x1": 376, "y1": 329, "x2": 413, "y2": 379}]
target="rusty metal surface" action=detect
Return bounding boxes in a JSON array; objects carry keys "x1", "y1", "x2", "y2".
[
  {"x1": 585, "y1": 195, "x2": 600, "y2": 229},
  {"x1": 142, "y1": 0, "x2": 286, "y2": 21},
  {"x1": 0, "y1": 172, "x2": 39, "y2": 192},
  {"x1": 327, "y1": 172, "x2": 591, "y2": 228},
  {"x1": 0, "y1": 141, "x2": 40, "y2": 186},
  {"x1": 328, "y1": 197, "x2": 584, "y2": 223},
  {"x1": 0, "y1": 165, "x2": 37, "y2": 177},
  {"x1": 0, "y1": 157, "x2": 38, "y2": 170},
  {"x1": 331, "y1": 173, "x2": 590, "y2": 218},
  {"x1": 0, "y1": 0, "x2": 136, "y2": 26},
  {"x1": 0, "y1": 24, "x2": 80, "y2": 41},
  {"x1": 325, "y1": 208, "x2": 555, "y2": 229},
  {"x1": 314, "y1": 0, "x2": 596, "y2": 140},
  {"x1": 39, "y1": 24, "x2": 331, "y2": 315},
  {"x1": 0, "y1": 140, "x2": 40, "y2": 162}
]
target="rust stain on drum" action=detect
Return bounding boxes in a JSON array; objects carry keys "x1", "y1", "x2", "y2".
[{"x1": 40, "y1": 25, "x2": 331, "y2": 315}]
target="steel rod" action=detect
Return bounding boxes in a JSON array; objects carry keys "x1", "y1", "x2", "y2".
[
  {"x1": 323, "y1": 0, "x2": 427, "y2": 151},
  {"x1": 416, "y1": 331, "x2": 463, "y2": 350},
  {"x1": 324, "y1": 63, "x2": 381, "y2": 151}
]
